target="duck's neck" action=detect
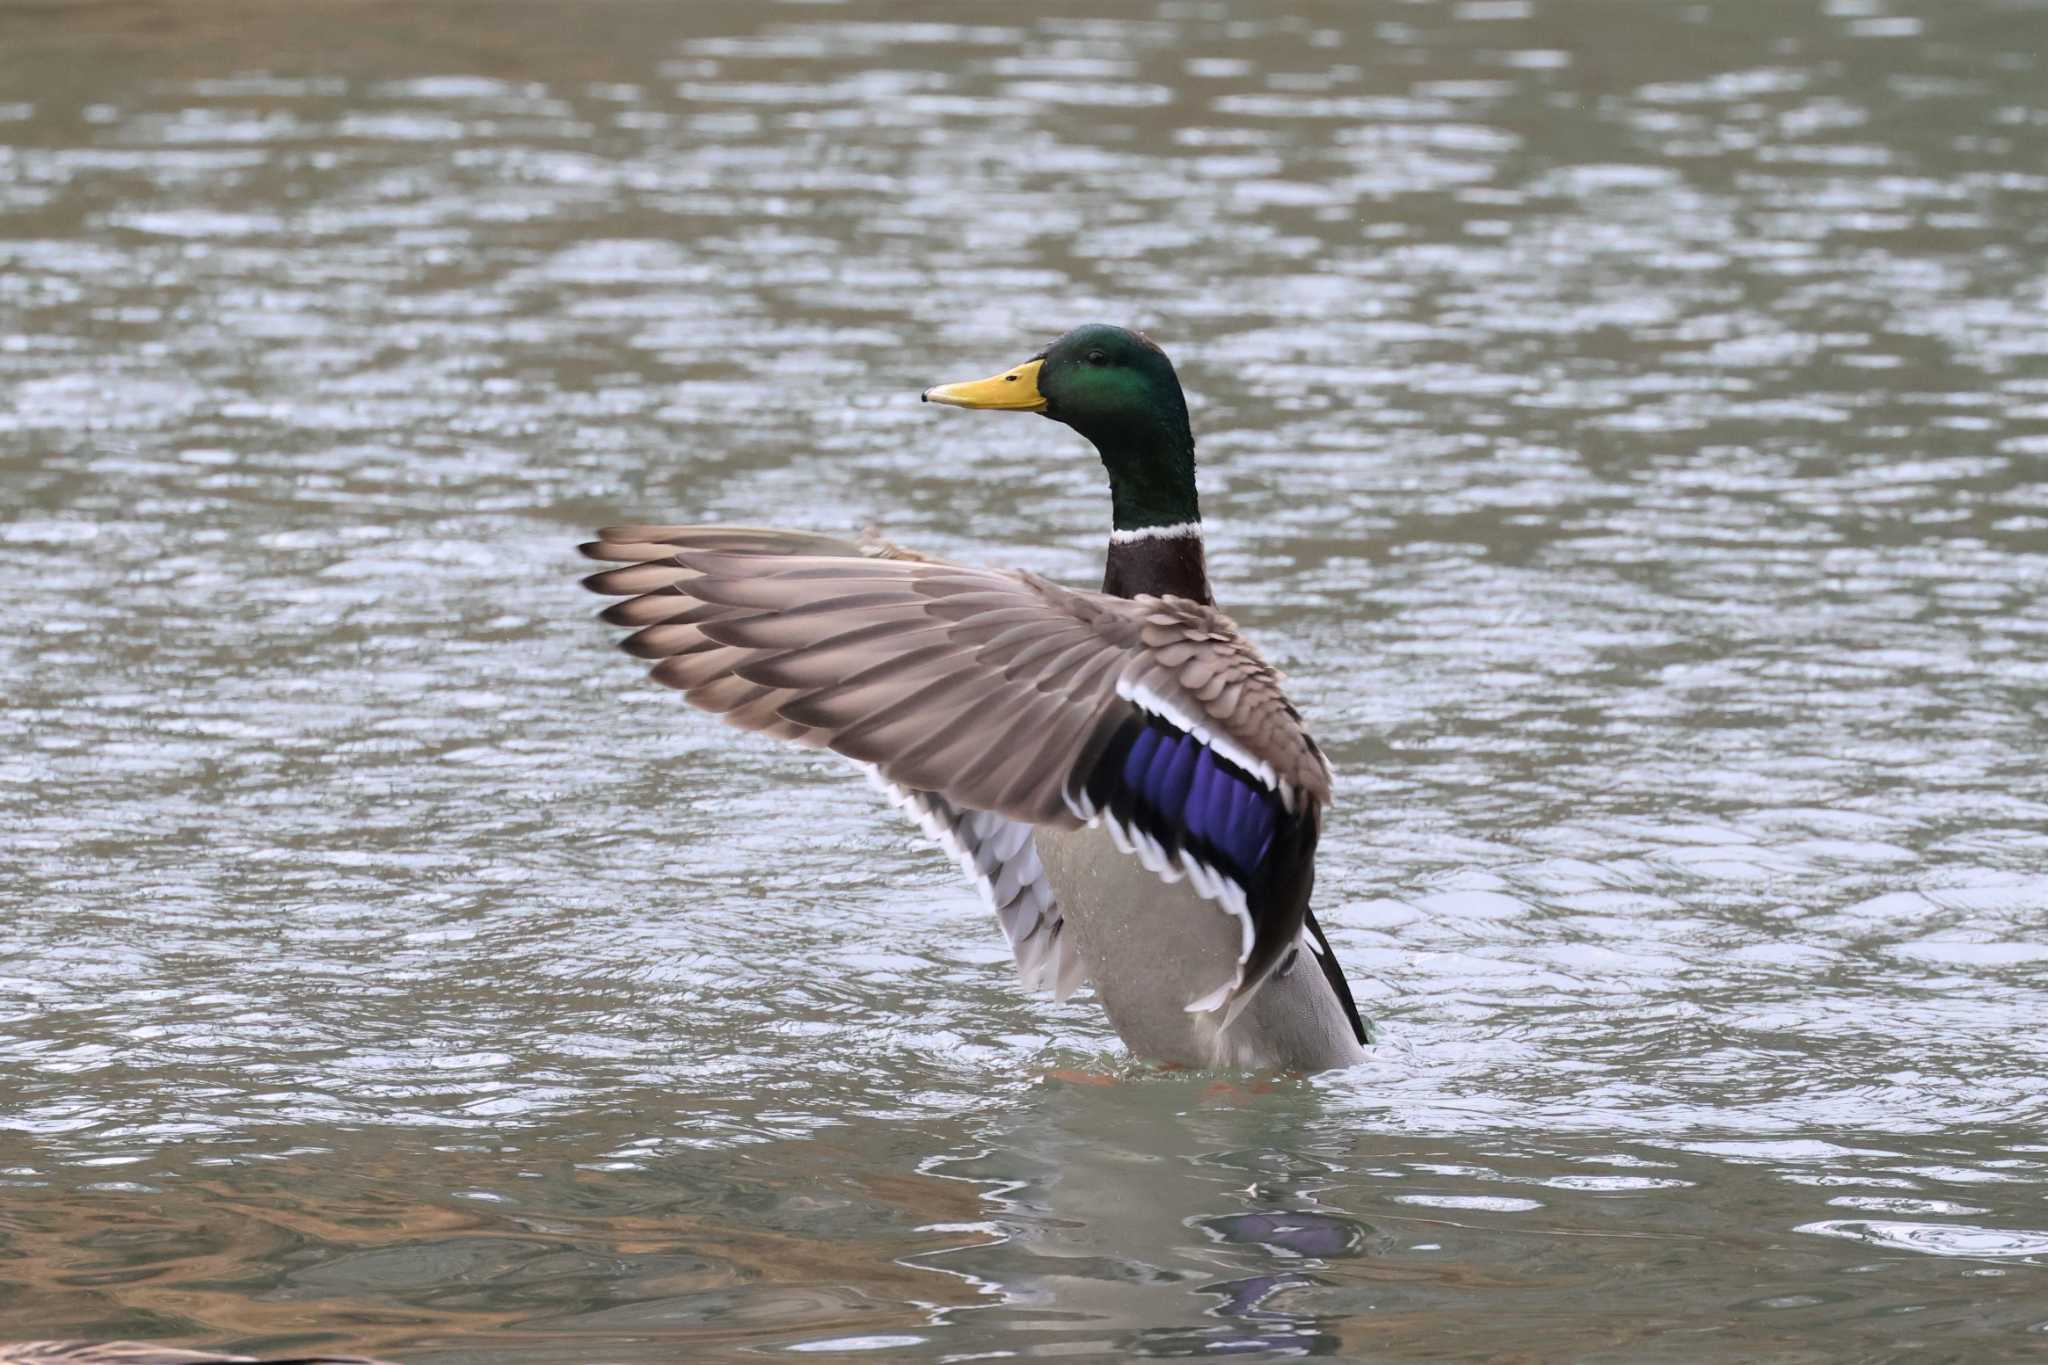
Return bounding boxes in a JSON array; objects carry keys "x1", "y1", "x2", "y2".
[
  {"x1": 1102, "y1": 521, "x2": 1211, "y2": 604},
  {"x1": 1094, "y1": 418, "x2": 1211, "y2": 604}
]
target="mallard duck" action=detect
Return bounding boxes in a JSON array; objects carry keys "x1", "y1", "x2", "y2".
[
  {"x1": 581, "y1": 324, "x2": 1369, "y2": 1071},
  {"x1": 0, "y1": 1344, "x2": 397, "y2": 1364}
]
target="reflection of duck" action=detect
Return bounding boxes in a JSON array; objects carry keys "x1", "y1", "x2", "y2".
[
  {"x1": 0, "y1": 1345, "x2": 398, "y2": 1364},
  {"x1": 1199, "y1": 1209, "x2": 1370, "y2": 1260},
  {"x1": 580, "y1": 325, "x2": 1370, "y2": 1071},
  {"x1": 908, "y1": 1083, "x2": 1370, "y2": 1357},
  {"x1": 1171, "y1": 1210, "x2": 1369, "y2": 1354},
  {"x1": 1146, "y1": 1274, "x2": 1339, "y2": 1358}
]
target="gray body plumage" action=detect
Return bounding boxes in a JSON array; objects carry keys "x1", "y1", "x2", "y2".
[{"x1": 1033, "y1": 824, "x2": 1366, "y2": 1069}]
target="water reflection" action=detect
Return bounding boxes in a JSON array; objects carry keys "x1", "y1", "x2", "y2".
[
  {"x1": 6, "y1": 1083, "x2": 2048, "y2": 1357},
  {"x1": 907, "y1": 1085, "x2": 1367, "y2": 1357}
]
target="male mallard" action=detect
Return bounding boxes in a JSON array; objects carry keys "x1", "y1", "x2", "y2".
[{"x1": 581, "y1": 324, "x2": 1369, "y2": 1071}]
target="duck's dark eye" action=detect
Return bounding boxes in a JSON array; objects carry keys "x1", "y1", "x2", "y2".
[{"x1": 1086, "y1": 350, "x2": 1110, "y2": 366}]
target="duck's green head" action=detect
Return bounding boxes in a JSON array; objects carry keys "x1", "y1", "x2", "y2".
[{"x1": 923, "y1": 323, "x2": 1200, "y2": 533}]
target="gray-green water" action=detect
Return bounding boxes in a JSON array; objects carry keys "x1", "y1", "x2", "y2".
[{"x1": 4, "y1": 0, "x2": 2047, "y2": 1359}]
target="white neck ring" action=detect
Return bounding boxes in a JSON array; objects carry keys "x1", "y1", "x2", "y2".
[{"x1": 1109, "y1": 521, "x2": 1204, "y2": 544}]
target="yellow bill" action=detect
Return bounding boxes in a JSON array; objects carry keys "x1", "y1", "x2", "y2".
[{"x1": 921, "y1": 358, "x2": 1046, "y2": 411}]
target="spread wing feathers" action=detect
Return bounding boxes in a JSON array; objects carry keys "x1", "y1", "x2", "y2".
[
  {"x1": 866, "y1": 771, "x2": 1087, "y2": 999},
  {"x1": 577, "y1": 525, "x2": 925, "y2": 748},
  {"x1": 581, "y1": 526, "x2": 1335, "y2": 1014}
]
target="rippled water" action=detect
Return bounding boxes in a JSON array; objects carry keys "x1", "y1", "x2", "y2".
[{"x1": 4, "y1": 0, "x2": 2047, "y2": 1358}]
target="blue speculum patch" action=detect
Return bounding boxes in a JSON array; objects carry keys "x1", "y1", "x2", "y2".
[{"x1": 1088, "y1": 713, "x2": 1280, "y2": 885}]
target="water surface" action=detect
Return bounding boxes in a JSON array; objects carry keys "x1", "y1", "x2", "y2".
[{"x1": 3, "y1": 0, "x2": 2047, "y2": 1359}]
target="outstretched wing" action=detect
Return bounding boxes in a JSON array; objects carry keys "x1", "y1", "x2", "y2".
[
  {"x1": 581, "y1": 525, "x2": 1334, "y2": 1014},
  {"x1": 584, "y1": 525, "x2": 1081, "y2": 991}
]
